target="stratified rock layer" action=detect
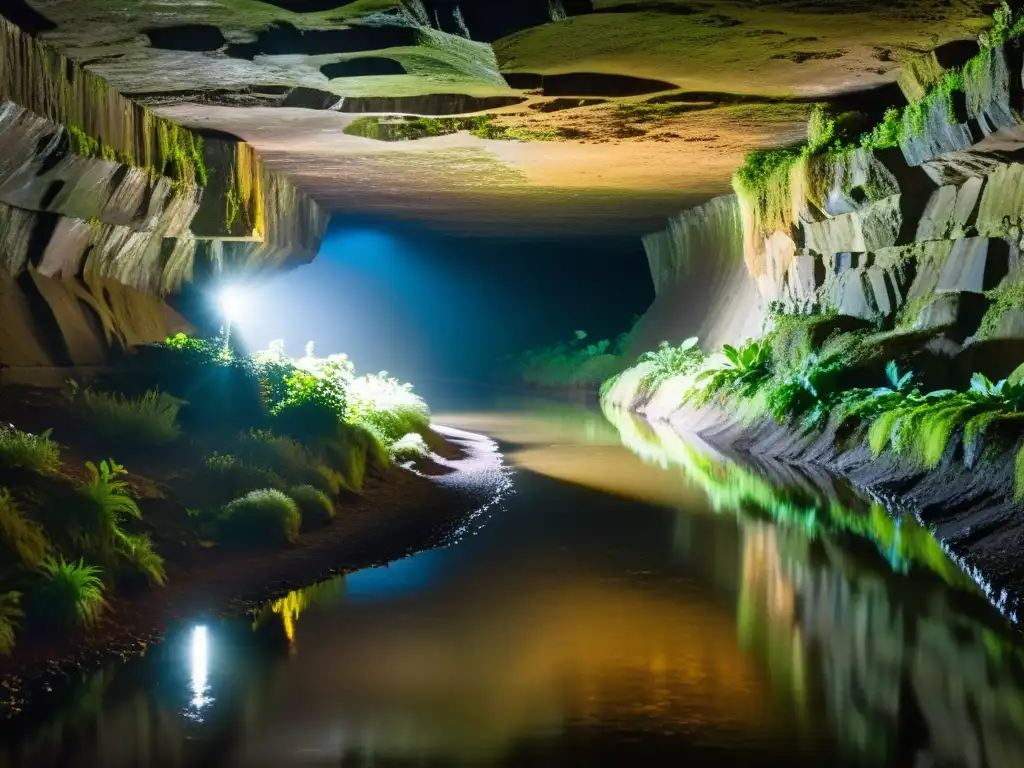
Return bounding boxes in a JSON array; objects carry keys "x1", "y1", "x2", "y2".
[{"x1": 0, "y1": 18, "x2": 327, "y2": 385}]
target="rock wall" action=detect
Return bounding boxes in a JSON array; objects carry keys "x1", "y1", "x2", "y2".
[
  {"x1": 0, "y1": 17, "x2": 328, "y2": 386},
  {"x1": 747, "y1": 43, "x2": 1024, "y2": 382},
  {"x1": 632, "y1": 195, "x2": 765, "y2": 353}
]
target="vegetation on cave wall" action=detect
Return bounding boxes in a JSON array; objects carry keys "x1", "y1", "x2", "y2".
[
  {"x1": 602, "y1": 319, "x2": 1024, "y2": 501},
  {"x1": 731, "y1": 2, "x2": 1024, "y2": 270},
  {"x1": 344, "y1": 114, "x2": 566, "y2": 142},
  {"x1": 0, "y1": 16, "x2": 208, "y2": 188}
]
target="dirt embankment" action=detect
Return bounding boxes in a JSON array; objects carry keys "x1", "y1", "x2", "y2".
[
  {"x1": 668, "y1": 403, "x2": 1024, "y2": 623},
  {"x1": 0, "y1": 422, "x2": 507, "y2": 724}
]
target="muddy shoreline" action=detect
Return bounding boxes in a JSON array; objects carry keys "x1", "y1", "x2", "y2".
[{"x1": 0, "y1": 426, "x2": 506, "y2": 725}]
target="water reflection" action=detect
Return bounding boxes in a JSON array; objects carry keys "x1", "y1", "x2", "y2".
[
  {"x1": 2, "y1": 399, "x2": 1024, "y2": 767},
  {"x1": 188, "y1": 625, "x2": 212, "y2": 718}
]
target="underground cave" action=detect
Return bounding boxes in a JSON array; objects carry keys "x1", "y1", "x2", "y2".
[{"x1": 1, "y1": 1, "x2": 1024, "y2": 766}]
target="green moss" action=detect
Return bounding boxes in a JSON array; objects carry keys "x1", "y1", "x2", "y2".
[
  {"x1": 895, "y1": 293, "x2": 937, "y2": 329},
  {"x1": 978, "y1": 281, "x2": 1024, "y2": 339},
  {"x1": 66, "y1": 125, "x2": 100, "y2": 157},
  {"x1": 66, "y1": 121, "x2": 206, "y2": 188},
  {"x1": 860, "y1": 108, "x2": 905, "y2": 150},
  {"x1": 1016, "y1": 443, "x2": 1024, "y2": 501},
  {"x1": 226, "y1": 185, "x2": 241, "y2": 233},
  {"x1": 344, "y1": 114, "x2": 563, "y2": 143},
  {"x1": 984, "y1": 2, "x2": 1024, "y2": 48}
]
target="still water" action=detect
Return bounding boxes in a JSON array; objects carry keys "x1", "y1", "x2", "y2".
[{"x1": 3, "y1": 397, "x2": 1024, "y2": 767}]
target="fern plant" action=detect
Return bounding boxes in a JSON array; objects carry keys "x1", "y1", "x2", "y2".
[
  {"x1": 82, "y1": 459, "x2": 142, "y2": 536},
  {"x1": 695, "y1": 338, "x2": 772, "y2": 398},
  {"x1": 0, "y1": 488, "x2": 51, "y2": 570},
  {"x1": 31, "y1": 557, "x2": 107, "y2": 630},
  {"x1": 118, "y1": 533, "x2": 167, "y2": 587},
  {"x1": 0, "y1": 591, "x2": 22, "y2": 655},
  {"x1": 767, "y1": 353, "x2": 845, "y2": 427}
]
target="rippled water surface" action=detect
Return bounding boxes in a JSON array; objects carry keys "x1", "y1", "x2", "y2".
[{"x1": 3, "y1": 396, "x2": 1024, "y2": 767}]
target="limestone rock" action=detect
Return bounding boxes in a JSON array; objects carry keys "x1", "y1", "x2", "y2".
[
  {"x1": 935, "y1": 237, "x2": 1009, "y2": 293},
  {"x1": 805, "y1": 195, "x2": 911, "y2": 256},
  {"x1": 910, "y1": 291, "x2": 989, "y2": 341}
]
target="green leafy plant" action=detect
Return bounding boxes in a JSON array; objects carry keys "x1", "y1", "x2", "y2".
[
  {"x1": 81, "y1": 459, "x2": 142, "y2": 532},
  {"x1": 118, "y1": 533, "x2": 167, "y2": 587},
  {"x1": 695, "y1": 338, "x2": 773, "y2": 399},
  {"x1": 866, "y1": 364, "x2": 1024, "y2": 470},
  {"x1": 271, "y1": 351, "x2": 352, "y2": 440},
  {"x1": 219, "y1": 489, "x2": 302, "y2": 547},
  {"x1": 638, "y1": 338, "x2": 703, "y2": 391},
  {"x1": 767, "y1": 353, "x2": 845, "y2": 427},
  {"x1": 0, "y1": 592, "x2": 22, "y2": 656},
  {"x1": 80, "y1": 389, "x2": 183, "y2": 446},
  {"x1": 288, "y1": 485, "x2": 335, "y2": 527},
  {"x1": 860, "y1": 107, "x2": 905, "y2": 150},
  {"x1": 0, "y1": 488, "x2": 51, "y2": 570},
  {"x1": 0, "y1": 424, "x2": 60, "y2": 474},
  {"x1": 30, "y1": 557, "x2": 107, "y2": 630},
  {"x1": 347, "y1": 373, "x2": 431, "y2": 450},
  {"x1": 73, "y1": 459, "x2": 143, "y2": 567}
]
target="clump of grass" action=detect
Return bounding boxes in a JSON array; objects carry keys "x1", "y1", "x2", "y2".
[
  {"x1": 0, "y1": 488, "x2": 50, "y2": 570},
  {"x1": 320, "y1": 423, "x2": 388, "y2": 492},
  {"x1": 0, "y1": 424, "x2": 60, "y2": 474},
  {"x1": 118, "y1": 533, "x2": 167, "y2": 587},
  {"x1": 197, "y1": 453, "x2": 286, "y2": 507},
  {"x1": 390, "y1": 433, "x2": 430, "y2": 462},
  {"x1": 29, "y1": 557, "x2": 107, "y2": 631},
  {"x1": 81, "y1": 389, "x2": 182, "y2": 446},
  {"x1": 234, "y1": 430, "x2": 344, "y2": 495},
  {"x1": 347, "y1": 374, "x2": 431, "y2": 450},
  {"x1": 0, "y1": 592, "x2": 22, "y2": 656},
  {"x1": 288, "y1": 485, "x2": 335, "y2": 527},
  {"x1": 219, "y1": 489, "x2": 302, "y2": 547},
  {"x1": 635, "y1": 338, "x2": 703, "y2": 393}
]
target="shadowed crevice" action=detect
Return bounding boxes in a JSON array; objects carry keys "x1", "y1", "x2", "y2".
[
  {"x1": 1, "y1": 1, "x2": 58, "y2": 34},
  {"x1": 338, "y1": 94, "x2": 526, "y2": 115},
  {"x1": 144, "y1": 24, "x2": 227, "y2": 52},
  {"x1": 224, "y1": 22, "x2": 416, "y2": 60},
  {"x1": 504, "y1": 72, "x2": 678, "y2": 97},
  {"x1": 321, "y1": 57, "x2": 407, "y2": 79}
]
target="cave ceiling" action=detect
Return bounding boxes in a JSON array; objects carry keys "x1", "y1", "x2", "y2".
[{"x1": 20, "y1": 0, "x2": 990, "y2": 234}]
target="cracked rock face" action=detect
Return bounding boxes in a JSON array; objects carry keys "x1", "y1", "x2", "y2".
[{"x1": 18, "y1": 0, "x2": 988, "y2": 233}]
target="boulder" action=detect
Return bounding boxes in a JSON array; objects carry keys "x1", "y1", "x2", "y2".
[
  {"x1": 911, "y1": 291, "x2": 989, "y2": 341},
  {"x1": 915, "y1": 176, "x2": 983, "y2": 241},
  {"x1": 935, "y1": 237, "x2": 1009, "y2": 293},
  {"x1": 805, "y1": 194, "x2": 905, "y2": 255}
]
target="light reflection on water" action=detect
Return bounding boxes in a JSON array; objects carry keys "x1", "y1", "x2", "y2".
[
  {"x1": 188, "y1": 625, "x2": 212, "y2": 718},
  {"x1": 2, "y1": 397, "x2": 1024, "y2": 767}
]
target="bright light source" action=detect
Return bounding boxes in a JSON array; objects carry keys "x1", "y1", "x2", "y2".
[
  {"x1": 218, "y1": 287, "x2": 246, "y2": 323},
  {"x1": 189, "y1": 625, "x2": 211, "y2": 716}
]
